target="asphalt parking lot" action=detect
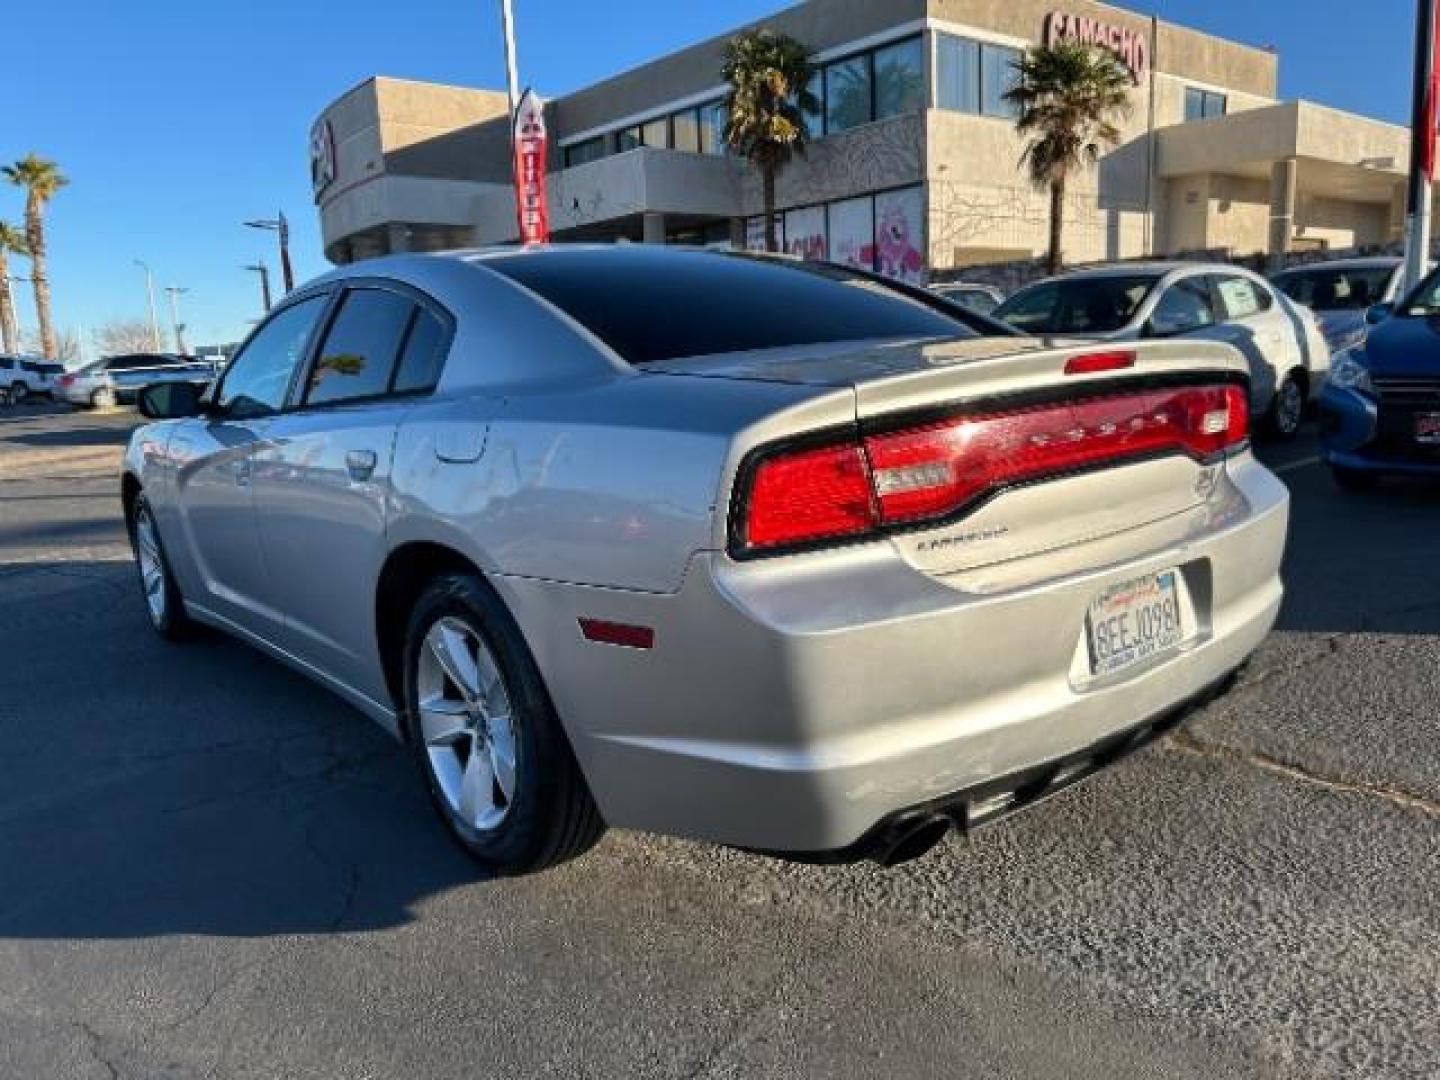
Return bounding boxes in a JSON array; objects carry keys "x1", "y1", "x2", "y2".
[{"x1": 2, "y1": 402, "x2": 1439, "y2": 1079}]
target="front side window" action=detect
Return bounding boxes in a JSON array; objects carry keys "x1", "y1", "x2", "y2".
[
  {"x1": 217, "y1": 295, "x2": 327, "y2": 419},
  {"x1": 1150, "y1": 278, "x2": 1218, "y2": 335},
  {"x1": 874, "y1": 38, "x2": 924, "y2": 119},
  {"x1": 825, "y1": 55, "x2": 873, "y2": 133},
  {"x1": 305, "y1": 288, "x2": 414, "y2": 406}
]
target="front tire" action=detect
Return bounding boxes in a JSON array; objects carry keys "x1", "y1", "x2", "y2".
[
  {"x1": 131, "y1": 494, "x2": 196, "y2": 640},
  {"x1": 9, "y1": 382, "x2": 26, "y2": 404},
  {"x1": 402, "y1": 573, "x2": 604, "y2": 875},
  {"x1": 1265, "y1": 372, "x2": 1305, "y2": 440},
  {"x1": 92, "y1": 386, "x2": 116, "y2": 410}
]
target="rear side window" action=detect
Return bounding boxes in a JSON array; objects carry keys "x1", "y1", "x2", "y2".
[
  {"x1": 1150, "y1": 278, "x2": 1218, "y2": 335},
  {"x1": 393, "y1": 308, "x2": 447, "y2": 393},
  {"x1": 306, "y1": 288, "x2": 415, "y2": 405},
  {"x1": 487, "y1": 248, "x2": 971, "y2": 365},
  {"x1": 1213, "y1": 275, "x2": 1272, "y2": 319},
  {"x1": 1274, "y1": 266, "x2": 1392, "y2": 311},
  {"x1": 994, "y1": 276, "x2": 1154, "y2": 335}
]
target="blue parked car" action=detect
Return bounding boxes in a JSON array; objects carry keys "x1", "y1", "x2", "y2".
[{"x1": 1320, "y1": 273, "x2": 1440, "y2": 490}]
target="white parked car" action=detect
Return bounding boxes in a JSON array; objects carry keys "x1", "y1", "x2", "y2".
[
  {"x1": 0, "y1": 355, "x2": 62, "y2": 404},
  {"x1": 994, "y1": 263, "x2": 1331, "y2": 438},
  {"x1": 931, "y1": 282, "x2": 1005, "y2": 316}
]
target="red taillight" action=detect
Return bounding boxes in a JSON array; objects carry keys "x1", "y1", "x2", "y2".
[
  {"x1": 742, "y1": 441, "x2": 876, "y2": 550},
  {"x1": 57, "y1": 374, "x2": 74, "y2": 387},
  {"x1": 734, "y1": 383, "x2": 1247, "y2": 556}
]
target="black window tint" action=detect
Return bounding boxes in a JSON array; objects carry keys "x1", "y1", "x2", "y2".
[
  {"x1": 489, "y1": 248, "x2": 972, "y2": 366},
  {"x1": 306, "y1": 288, "x2": 415, "y2": 405},
  {"x1": 0, "y1": 358, "x2": 12, "y2": 370},
  {"x1": 218, "y1": 296, "x2": 327, "y2": 419},
  {"x1": 393, "y1": 308, "x2": 447, "y2": 393},
  {"x1": 994, "y1": 277, "x2": 1155, "y2": 334}
]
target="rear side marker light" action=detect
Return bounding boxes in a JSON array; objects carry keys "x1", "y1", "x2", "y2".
[
  {"x1": 1064, "y1": 350, "x2": 1136, "y2": 375},
  {"x1": 733, "y1": 382, "x2": 1248, "y2": 557},
  {"x1": 578, "y1": 618, "x2": 654, "y2": 650}
]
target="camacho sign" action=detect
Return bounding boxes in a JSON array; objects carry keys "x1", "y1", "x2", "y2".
[{"x1": 1044, "y1": 11, "x2": 1150, "y2": 86}]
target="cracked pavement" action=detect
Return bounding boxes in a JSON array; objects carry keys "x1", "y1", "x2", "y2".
[{"x1": 2, "y1": 405, "x2": 1438, "y2": 1077}]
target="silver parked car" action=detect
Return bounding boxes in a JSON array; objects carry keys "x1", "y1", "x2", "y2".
[
  {"x1": 1270, "y1": 256, "x2": 1403, "y2": 355},
  {"x1": 122, "y1": 247, "x2": 1288, "y2": 875},
  {"x1": 57, "y1": 352, "x2": 217, "y2": 409},
  {"x1": 994, "y1": 262, "x2": 1331, "y2": 438}
]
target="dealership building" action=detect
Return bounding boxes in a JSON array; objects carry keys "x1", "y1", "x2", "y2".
[{"x1": 311, "y1": 0, "x2": 1413, "y2": 282}]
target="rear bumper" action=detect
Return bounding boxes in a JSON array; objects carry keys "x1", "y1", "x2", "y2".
[{"x1": 496, "y1": 454, "x2": 1288, "y2": 853}]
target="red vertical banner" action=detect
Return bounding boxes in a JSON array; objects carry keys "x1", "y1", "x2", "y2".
[{"x1": 512, "y1": 88, "x2": 550, "y2": 245}]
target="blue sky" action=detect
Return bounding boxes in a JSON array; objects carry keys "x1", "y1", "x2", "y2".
[{"x1": 3, "y1": 1, "x2": 1423, "y2": 354}]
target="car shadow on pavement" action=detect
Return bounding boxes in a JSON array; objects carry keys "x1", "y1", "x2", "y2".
[
  {"x1": 1273, "y1": 462, "x2": 1440, "y2": 637},
  {"x1": 0, "y1": 560, "x2": 489, "y2": 940}
]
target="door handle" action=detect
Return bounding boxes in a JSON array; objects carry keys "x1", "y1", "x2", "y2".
[{"x1": 346, "y1": 449, "x2": 378, "y2": 481}]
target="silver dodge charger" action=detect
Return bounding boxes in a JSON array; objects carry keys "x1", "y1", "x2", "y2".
[{"x1": 122, "y1": 247, "x2": 1289, "y2": 874}]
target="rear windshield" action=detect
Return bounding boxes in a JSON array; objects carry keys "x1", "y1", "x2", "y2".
[
  {"x1": 1272, "y1": 266, "x2": 1394, "y2": 311},
  {"x1": 994, "y1": 276, "x2": 1157, "y2": 335},
  {"x1": 487, "y1": 248, "x2": 975, "y2": 365}
]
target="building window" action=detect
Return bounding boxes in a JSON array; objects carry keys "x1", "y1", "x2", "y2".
[
  {"x1": 744, "y1": 185, "x2": 926, "y2": 285},
  {"x1": 617, "y1": 117, "x2": 669, "y2": 152},
  {"x1": 563, "y1": 136, "x2": 607, "y2": 168},
  {"x1": 938, "y1": 33, "x2": 1020, "y2": 119},
  {"x1": 617, "y1": 125, "x2": 642, "y2": 152},
  {"x1": 700, "y1": 101, "x2": 726, "y2": 155},
  {"x1": 1184, "y1": 87, "x2": 1227, "y2": 122},
  {"x1": 825, "y1": 54, "x2": 873, "y2": 133},
  {"x1": 874, "y1": 37, "x2": 925, "y2": 120},
  {"x1": 672, "y1": 108, "x2": 701, "y2": 154}
]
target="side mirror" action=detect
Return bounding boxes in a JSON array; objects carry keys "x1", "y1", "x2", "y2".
[
  {"x1": 1365, "y1": 302, "x2": 1394, "y2": 325},
  {"x1": 137, "y1": 380, "x2": 206, "y2": 420}
]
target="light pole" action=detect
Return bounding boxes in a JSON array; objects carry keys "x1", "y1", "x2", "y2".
[
  {"x1": 244, "y1": 262, "x2": 273, "y2": 314},
  {"x1": 163, "y1": 286, "x2": 190, "y2": 355},
  {"x1": 1404, "y1": 0, "x2": 1439, "y2": 292},
  {"x1": 244, "y1": 214, "x2": 293, "y2": 293},
  {"x1": 134, "y1": 259, "x2": 161, "y2": 350},
  {"x1": 6, "y1": 275, "x2": 29, "y2": 340}
]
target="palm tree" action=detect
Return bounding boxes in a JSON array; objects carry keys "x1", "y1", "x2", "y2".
[
  {"x1": 721, "y1": 29, "x2": 819, "y2": 253},
  {"x1": 2, "y1": 155, "x2": 68, "y2": 359},
  {"x1": 0, "y1": 222, "x2": 26, "y2": 355},
  {"x1": 1005, "y1": 43, "x2": 1132, "y2": 275}
]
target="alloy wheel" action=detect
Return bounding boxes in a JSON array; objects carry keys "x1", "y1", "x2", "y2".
[
  {"x1": 416, "y1": 616, "x2": 519, "y2": 832},
  {"x1": 134, "y1": 506, "x2": 168, "y2": 626}
]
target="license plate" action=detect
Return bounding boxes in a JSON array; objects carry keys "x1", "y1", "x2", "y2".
[
  {"x1": 1415, "y1": 412, "x2": 1440, "y2": 445},
  {"x1": 1086, "y1": 570, "x2": 1184, "y2": 678}
]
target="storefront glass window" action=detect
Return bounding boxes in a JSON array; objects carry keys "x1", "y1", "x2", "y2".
[
  {"x1": 873, "y1": 187, "x2": 926, "y2": 284},
  {"x1": 874, "y1": 38, "x2": 924, "y2": 119},
  {"x1": 672, "y1": 108, "x2": 700, "y2": 154},
  {"x1": 701, "y1": 102, "x2": 727, "y2": 155},
  {"x1": 980, "y1": 44, "x2": 1021, "y2": 118},
  {"x1": 828, "y1": 196, "x2": 874, "y2": 271},
  {"x1": 784, "y1": 206, "x2": 828, "y2": 261},
  {"x1": 936, "y1": 35, "x2": 981, "y2": 114},
  {"x1": 563, "y1": 136, "x2": 607, "y2": 168},
  {"x1": 826, "y1": 55, "x2": 873, "y2": 133}
]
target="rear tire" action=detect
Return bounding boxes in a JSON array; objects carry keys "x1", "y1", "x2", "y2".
[
  {"x1": 1265, "y1": 372, "x2": 1305, "y2": 440},
  {"x1": 130, "y1": 494, "x2": 197, "y2": 641},
  {"x1": 1332, "y1": 465, "x2": 1380, "y2": 493},
  {"x1": 92, "y1": 386, "x2": 116, "y2": 410},
  {"x1": 402, "y1": 573, "x2": 604, "y2": 875}
]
